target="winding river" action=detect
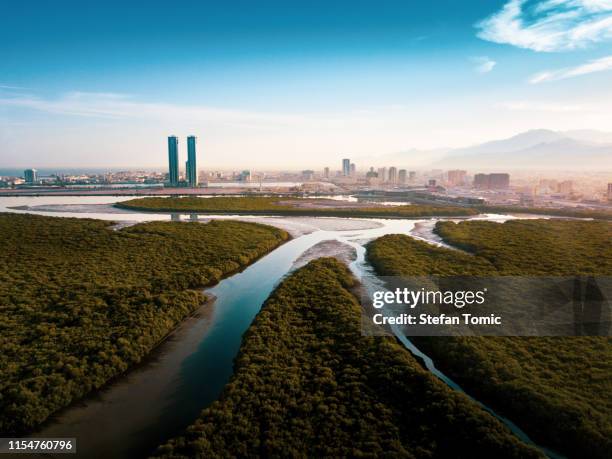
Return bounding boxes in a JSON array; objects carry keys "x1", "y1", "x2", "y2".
[{"x1": 0, "y1": 197, "x2": 559, "y2": 458}]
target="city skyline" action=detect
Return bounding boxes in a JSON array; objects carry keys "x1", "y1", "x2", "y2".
[
  {"x1": 6, "y1": 127, "x2": 611, "y2": 173},
  {"x1": 2, "y1": 1, "x2": 612, "y2": 168}
]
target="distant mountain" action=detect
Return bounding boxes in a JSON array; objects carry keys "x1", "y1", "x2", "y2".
[
  {"x1": 446, "y1": 129, "x2": 566, "y2": 158},
  {"x1": 361, "y1": 129, "x2": 612, "y2": 171},
  {"x1": 563, "y1": 129, "x2": 612, "y2": 145},
  {"x1": 432, "y1": 129, "x2": 612, "y2": 171}
]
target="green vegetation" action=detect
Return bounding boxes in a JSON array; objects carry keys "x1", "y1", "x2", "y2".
[
  {"x1": 367, "y1": 219, "x2": 612, "y2": 458},
  {"x1": 115, "y1": 196, "x2": 478, "y2": 217},
  {"x1": 434, "y1": 219, "x2": 612, "y2": 275},
  {"x1": 155, "y1": 257, "x2": 541, "y2": 458},
  {"x1": 0, "y1": 213, "x2": 288, "y2": 435},
  {"x1": 477, "y1": 205, "x2": 612, "y2": 221}
]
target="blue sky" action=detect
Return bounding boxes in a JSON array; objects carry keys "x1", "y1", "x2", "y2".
[{"x1": 1, "y1": 0, "x2": 612, "y2": 168}]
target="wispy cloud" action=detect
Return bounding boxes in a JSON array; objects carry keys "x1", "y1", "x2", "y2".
[
  {"x1": 0, "y1": 91, "x2": 307, "y2": 127},
  {"x1": 476, "y1": 0, "x2": 612, "y2": 52},
  {"x1": 471, "y1": 56, "x2": 497, "y2": 73},
  {"x1": 500, "y1": 100, "x2": 587, "y2": 111},
  {"x1": 0, "y1": 91, "x2": 386, "y2": 134},
  {"x1": 0, "y1": 84, "x2": 30, "y2": 90},
  {"x1": 529, "y1": 54, "x2": 612, "y2": 82}
]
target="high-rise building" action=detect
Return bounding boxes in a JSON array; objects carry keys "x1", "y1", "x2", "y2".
[
  {"x1": 323, "y1": 167, "x2": 330, "y2": 179},
  {"x1": 239, "y1": 170, "x2": 251, "y2": 182},
  {"x1": 302, "y1": 170, "x2": 315, "y2": 181},
  {"x1": 350, "y1": 163, "x2": 356, "y2": 177},
  {"x1": 447, "y1": 170, "x2": 466, "y2": 186},
  {"x1": 342, "y1": 158, "x2": 351, "y2": 176},
  {"x1": 398, "y1": 169, "x2": 407, "y2": 185},
  {"x1": 366, "y1": 167, "x2": 379, "y2": 185},
  {"x1": 377, "y1": 167, "x2": 387, "y2": 182},
  {"x1": 388, "y1": 167, "x2": 397, "y2": 184},
  {"x1": 186, "y1": 135, "x2": 198, "y2": 187},
  {"x1": 474, "y1": 173, "x2": 510, "y2": 189},
  {"x1": 167, "y1": 136, "x2": 179, "y2": 186},
  {"x1": 24, "y1": 169, "x2": 38, "y2": 184},
  {"x1": 489, "y1": 173, "x2": 510, "y2": 189},
  {"x1": 474, "y1": 173, "x2": 489, "y2": 189},
  {"x1": 409, "y1": 171, "x2": 416, "y2": 182}
]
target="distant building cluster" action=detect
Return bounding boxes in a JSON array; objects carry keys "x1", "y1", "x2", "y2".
[
  {"x1": 0, "y1": 169, "x2": 167, "y2": 189},
  {"x1": 6, "y1": 144, "x2": 611, "y2": 212}
]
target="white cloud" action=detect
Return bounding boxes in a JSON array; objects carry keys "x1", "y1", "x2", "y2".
[
  {"x1": 500, "y1": 100, "x2": 586, "y2": 111},
  {"x1": 472, "y1": 56, "x2": 497, "y2": 73},
  {"x1": 476, "y1": 0, "x2": 612, "y2": 52},
  {"x1": 0, "y1": 91, "x2": 314, "y2": 128},
  {"x1": 529, "y1": 54, "x2": 612, "y2": 82}
]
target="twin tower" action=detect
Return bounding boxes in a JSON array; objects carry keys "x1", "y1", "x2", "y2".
[{"x1": 168, "y1": 135, "x2": 198, "y2": 187}]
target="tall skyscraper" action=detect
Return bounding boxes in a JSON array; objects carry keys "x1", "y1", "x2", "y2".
[
  {"x1": 398, "y1": 169, "x2": 407, "y2": 185},
  {"x1": 187, "y1": 135, "x2": 198, "y2": 187},
  {"x1": 24, "y1": 169, "x2": 38, "y2": 184},
  {"x1": 323, "y1": 167, "x2": 330, "y2": 179},
  {"x1": 342, "y1": 158, "x2": 351, "y2": 176},
  {"x1": 388, "y1": 167, "x2": 397, "y2": 184},
  {"x1": 167, "y1": 136, "x2": 179, "y2": 186},
  {"x1": 350, "y1": 163, "x2": 356, "y2": 177}
]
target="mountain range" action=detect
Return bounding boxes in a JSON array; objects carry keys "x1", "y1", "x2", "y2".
[{"x1": 364, "y1": 129, "x2": 612, "y2": 171}]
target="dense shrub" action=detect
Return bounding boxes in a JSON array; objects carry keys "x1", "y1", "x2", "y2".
[
  {"x1": 115, "y1": 196, "x2": 478, "y2": 217},
  {"x1": 366, "y1": 220, "x2": 612, "y2": 458},
  {"x1": 0, "y1": 213, "x2": 288, "y2": 434},
  {"x1": 155, "y1": 258, "x2": 540, "y2": 458}
]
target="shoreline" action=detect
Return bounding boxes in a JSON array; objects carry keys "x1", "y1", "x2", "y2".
[
  {"x1": 112, "y1": 203, "x2": 478, "y2": 219},
  {"x1": 28, "y1": 293, "x2": 218, "y2": 440}
]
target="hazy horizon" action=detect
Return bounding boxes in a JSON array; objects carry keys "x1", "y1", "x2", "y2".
[{"x1": 2, "y1": 1, "x2": 612, "y2": 169}]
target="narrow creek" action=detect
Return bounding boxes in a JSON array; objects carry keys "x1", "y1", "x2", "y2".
[
  {"x1": 343, "y1": 238, "x2": 564, "y2": 459},
  {"x1": 0, "y1": 198, "x2": 560, "y2": 458}
]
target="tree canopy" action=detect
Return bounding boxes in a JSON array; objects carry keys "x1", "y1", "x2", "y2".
[
  {"x1": 155, "y1": 258, "x2": 541, "y2": 458},
  {"x1": 116, "y1": 196, "x2": 478, "y2": 218},
  {"x1": 366, "y1": 219, "x2": 612, "y2": 458},
  {"x1": 0, "y1": 213, "x2": 288, "y2": 434}
]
